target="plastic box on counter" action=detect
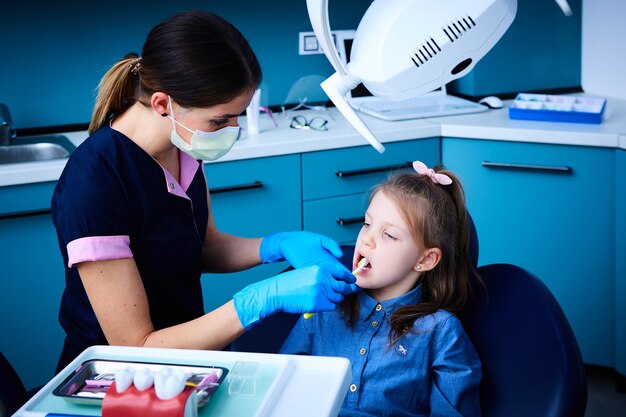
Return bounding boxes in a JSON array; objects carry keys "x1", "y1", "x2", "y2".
[{"x1": 508, "y1": 93, "x2": 607, "y2": 124}]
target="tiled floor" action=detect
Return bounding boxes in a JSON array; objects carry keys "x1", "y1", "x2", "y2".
[{"x1": 585, "y1": 367, "x2": 626, "y2": 417}]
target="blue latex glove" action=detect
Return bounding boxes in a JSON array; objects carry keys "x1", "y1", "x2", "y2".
[
  {"x1": 233, "y1": 264, "x2": 358, "y2": 330},
  {"x1": 260, "y1": 231, "x2": 344, "y2": 268}
]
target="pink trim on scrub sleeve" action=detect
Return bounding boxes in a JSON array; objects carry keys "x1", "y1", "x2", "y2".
[{"x1": 66, "y1": 235, "x2": 133, "y2": 267}]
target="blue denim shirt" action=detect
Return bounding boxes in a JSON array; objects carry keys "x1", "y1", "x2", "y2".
[{"x1": 280, "y1": 286, "x2": 482, "y2": 417}]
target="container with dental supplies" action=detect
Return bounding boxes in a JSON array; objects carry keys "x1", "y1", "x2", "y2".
[
  {"x1": 508, "y1": 93, "x2": 607, "y2": 124},
  {"x1": 52, "y1": 360, "x2": 228, "y2": 417}
]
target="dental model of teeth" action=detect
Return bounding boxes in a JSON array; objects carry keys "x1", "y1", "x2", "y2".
[
  {"x1": 101, "y1": 366, "x2": 199, "y2": 417},
  {"x1": 114, "y1": 367, "x2": 188, "y2": 400}
]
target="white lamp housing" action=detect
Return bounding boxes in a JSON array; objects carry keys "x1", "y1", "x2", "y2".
[{"x1": 306, "y1": 0, "x2": 518, "y2": 153}]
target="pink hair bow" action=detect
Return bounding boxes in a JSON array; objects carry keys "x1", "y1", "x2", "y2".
[{"x1": 412, "y1": 160, "x2": 453, "y2": 185}]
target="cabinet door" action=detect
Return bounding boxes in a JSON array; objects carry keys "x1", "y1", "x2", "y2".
[
  {"x1": 302, "y1": 139, "x2": 440, "y2": 244},
  {"x1": 616, "y1": 149, "x2": 626, "y2": 377},
  {"x1": 0, "y1": 212, "x2": 65, "y2": 391},
  {"x1": 304, "y1": 194, "x2": 369, "y2": 245},
  {"x1": 443, "y1": 138, "x2": 614, "y2": 366},
  {"x1": 201, "y1": 155, "x2": 301, "y2": 312},
  {"x1": 302, "y1": 139, "x2": 440, "y2": 201}
]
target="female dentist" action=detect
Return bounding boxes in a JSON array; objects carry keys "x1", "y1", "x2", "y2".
[{"x1": 51, "y1": 10, "x2": 356, "y2": 372}]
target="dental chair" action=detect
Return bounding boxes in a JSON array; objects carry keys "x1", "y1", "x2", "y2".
[{"x1": 461, "y1": 263, "x2": 588, "y2": 417}]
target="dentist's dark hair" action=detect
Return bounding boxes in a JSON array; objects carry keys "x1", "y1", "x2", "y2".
[
  {"x1": 341, "y1": 167, "x2": 481, "y2": 347},
  {"x1": 89, "y1": 10, "x2": 262, "y2": 134}
]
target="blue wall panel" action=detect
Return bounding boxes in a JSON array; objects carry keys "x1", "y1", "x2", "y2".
[
  {"x1": 1, "y1": 0, "x2": 583, "y2": 129},
  {"x1": 0, "y1": 0, "x2": 368, "y2": 129}
]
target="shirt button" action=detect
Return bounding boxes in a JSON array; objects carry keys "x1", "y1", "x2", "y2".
[
  {"x1": 169, "y1": 182, "x2": 176, "y2": 190},
  {"x1": 371, "y1": 320, "x2": 379, "y2": 327},
  {"x1": 349, "y1": 383, "x2": 357, "y2": 393},
  {"x1": 375, "y1": 304, "x2": 382, "y2": 311},
  {"x1": 359, "y1": 347, "x2": 366, "y2": 355}
]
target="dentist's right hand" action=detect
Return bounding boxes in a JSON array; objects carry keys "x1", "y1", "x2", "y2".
[{"x1": 233, "y1": 263, "x2": 358, "y2": 330}]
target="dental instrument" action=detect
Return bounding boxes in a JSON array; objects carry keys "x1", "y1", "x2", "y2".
[{"x1": 303, "y1": 257, "x2": 368, "y2": 319}]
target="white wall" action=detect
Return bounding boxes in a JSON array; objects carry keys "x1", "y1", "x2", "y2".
[{"x1": 582, "y1": 0, "x2": 626, "y2": 99}]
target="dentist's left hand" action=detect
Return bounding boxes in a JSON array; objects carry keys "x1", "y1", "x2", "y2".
[
  {"x1": 233, "y1": 263, "x2": 357, "y2": 330},
  {"x1": 259, "y1": 231, "x2": 345, "y2": 268}
]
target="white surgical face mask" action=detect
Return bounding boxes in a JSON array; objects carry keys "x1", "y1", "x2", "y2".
[{"x1": 168, "y1": 96, "x2": 240, "y2": 161}]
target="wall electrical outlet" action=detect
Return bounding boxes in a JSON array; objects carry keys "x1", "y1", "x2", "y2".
[
  {"x1": 298, "y1": 30, "x2": 356, "y2": 57},
  {"x1": 299, "y1": 31, "x2": 326, "y2": 55}
]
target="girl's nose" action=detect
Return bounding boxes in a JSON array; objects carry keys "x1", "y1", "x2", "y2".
[{"x1": 361, "y1": 231, "x2": 375, "y2": 248}]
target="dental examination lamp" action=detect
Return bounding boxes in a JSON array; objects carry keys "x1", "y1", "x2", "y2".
[{"x1": 306, "y1": 0, "x2": 572, "y2": 153}]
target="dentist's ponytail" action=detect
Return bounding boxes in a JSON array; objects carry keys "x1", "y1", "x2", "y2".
[{"x1": 88, "y1": 53, "x2": 140, "y2": 134}]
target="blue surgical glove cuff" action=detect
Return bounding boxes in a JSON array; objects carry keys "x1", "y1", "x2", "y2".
[
  {"x1": 259, "y1": 232, "x2": 286, "y2": 264},
  {"x1": 233, "y1": 282, "x2": 266, "y2": 331}
]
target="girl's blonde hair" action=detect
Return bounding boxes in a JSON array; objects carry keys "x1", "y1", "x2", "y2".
[{"x1": 341, "y1": 166, "x2": 479, "y2": 346}]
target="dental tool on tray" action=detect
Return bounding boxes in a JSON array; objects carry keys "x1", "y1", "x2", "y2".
[{"x1": 303, "y1": 257, "x2": 369, "y2": 319}]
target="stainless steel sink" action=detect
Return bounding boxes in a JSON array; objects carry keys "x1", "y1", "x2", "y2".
[{"x1": 0, "y1": 135, "x2": 76, "y2": 164}]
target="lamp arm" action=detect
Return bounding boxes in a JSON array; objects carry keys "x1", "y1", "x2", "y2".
[{"x1": 306, "y1": 0, "x2": 348, "y2": 76}]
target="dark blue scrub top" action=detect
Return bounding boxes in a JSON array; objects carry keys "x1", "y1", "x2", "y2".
[{"x1": 51, "y1": 123, "x2": 208, "y2": 371}]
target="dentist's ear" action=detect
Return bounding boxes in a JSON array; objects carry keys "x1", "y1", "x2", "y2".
[
  {"x1": 151, "y1": 92, "x2": 170, "y2": 118},
  {"x1": 414, "y1": 247, "x2": 442, "y2": 272}
]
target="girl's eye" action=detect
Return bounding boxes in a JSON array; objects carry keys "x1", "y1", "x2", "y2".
[
  {"x1": 384, "y1": 231, "x2": 397, "y2": 240},
  {"x1": 362, "y1": 222, "x2": 370, "y2": 229}
]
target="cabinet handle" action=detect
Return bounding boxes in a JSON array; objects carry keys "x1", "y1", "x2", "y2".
[
  {"x1": 335, "y1": 162, "x2": 413, "y2": 178},
  {"x1": 481, "y1": 161, "x2": 572, "y2": 174},
  {"x1": 0, "y1": 208, "x2": 51, "y2": 220},
  {"x1": 336, "y1": 216, "x2": 365, "y2": 226},
  {"x1": 210, "y1": 181, "x2": 264, "y2": 194}
]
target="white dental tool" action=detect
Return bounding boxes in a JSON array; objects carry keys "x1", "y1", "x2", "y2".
[
  {"x1": 352, "y1": 257, "x2": 369, "y2": 276},
  {"x1": 306, "y1": 0, "x2": 571, "y2": 153}
]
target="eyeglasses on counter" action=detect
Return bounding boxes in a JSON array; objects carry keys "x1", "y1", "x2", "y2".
[{"x1": 289, "y1": 115, "x2": 328, "y2": 131}]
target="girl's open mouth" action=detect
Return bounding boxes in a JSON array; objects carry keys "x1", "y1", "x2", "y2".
[{"x1": 354, "y1": 254, "x2": 372, "y2": 274}]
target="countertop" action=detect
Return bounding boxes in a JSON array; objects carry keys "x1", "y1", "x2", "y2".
[{"x1": 3, "y1": 96, "x2": 626, "y2": 187}]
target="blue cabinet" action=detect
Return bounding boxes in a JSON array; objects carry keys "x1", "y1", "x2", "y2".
[
  {"x1": 442, "y1": 138, "x2": 615, "y2": 366},
  {"x1": 616, "y1": 149, "x2": 626, "y2": 378},
  {"x1": 302, "y1": 139, "x2": 440, "y2": 244},
  {"x1": 0, "y1": 186, "x2": 65, "y2": 390},
  {"x1": 201, "y1": 155, "x2": 302, "y2": 312}
]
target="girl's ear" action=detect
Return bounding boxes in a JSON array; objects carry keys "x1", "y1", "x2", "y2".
[{"x1": 414, "y1": 247, "x2": 442, "y2": 272}]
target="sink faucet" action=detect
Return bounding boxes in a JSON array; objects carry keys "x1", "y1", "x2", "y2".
[{"x1": 0, "y1": 103, "x2": 16, "y2": 146}]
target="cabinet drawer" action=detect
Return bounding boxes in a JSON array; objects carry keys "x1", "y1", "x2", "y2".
[
  {"x1": 0, "y1": 213, "x2": 65, "y2": 389},
  {"x1": 0, "y1": 181, "x2": 56, "y2": 217},
  {"x1": 303, "y1": 194, "x2": 369, "y2": 245},
  {"x1": 302, "y1": 139, "x2": 439, "y2": 201},
  {"x1": 204, "y1": 154, "x2": 301, "y2": 236}
]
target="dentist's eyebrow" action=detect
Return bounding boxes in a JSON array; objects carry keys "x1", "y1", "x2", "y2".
[{"x1": 213, "y1": 113, "x2": 240, "y2": 119}]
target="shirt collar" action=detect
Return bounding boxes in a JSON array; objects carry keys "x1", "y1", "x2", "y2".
[
  {"x1": 357, "y1": 285, "x2": 424, "y2": 321},
  {"x1": 105, "y1": 122, "x2": 200, "y2": 199},
  {"x1": 159, "y1": 150, "x2": 200, "y2": 200}
]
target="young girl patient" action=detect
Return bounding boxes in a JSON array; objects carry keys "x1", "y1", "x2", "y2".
[{"x1": 280, "y1": 161, "x2": 482, "y2": 417}]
